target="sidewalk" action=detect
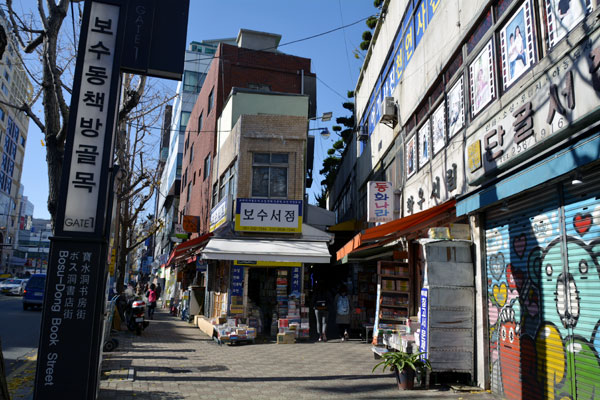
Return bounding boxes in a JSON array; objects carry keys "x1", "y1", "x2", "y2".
[{"x1": 99, "y1": 309, "x2": 498, "y2": 400}]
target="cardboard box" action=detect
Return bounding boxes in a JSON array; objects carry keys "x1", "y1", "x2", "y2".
[
  {"x1": 428, "y1": 227, "x2": 451, "y2": 239},
  {"x1": 277, "y1": 333, "x2": 295, "y2": 344},
  {"x1": 450, "y1": 223, "x2": 471, "y2": 240}
]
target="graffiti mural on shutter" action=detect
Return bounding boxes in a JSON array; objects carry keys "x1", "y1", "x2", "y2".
[
  {"x1": 486, "y1": 173, "x2": 600, "y2": 400},
  {"x1": 562, "y1": 177, "x2": 600, "y2": 400}
]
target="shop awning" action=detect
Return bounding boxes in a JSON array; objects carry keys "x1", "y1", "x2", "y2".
[
  {"x1": 202, "y1": 238, "x2": 331, "y2": 264},
  {"x1": 166, "y1": 232, "x2": 212, "y2": 266},
  {"x1": 336, "y1": 200, "x2": 456, "y2": 261}
]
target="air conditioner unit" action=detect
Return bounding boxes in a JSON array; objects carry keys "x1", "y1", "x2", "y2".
[
  {"x1": 357, "y1": 125, "x2": 369, "y2": 143},
  {"x1": 380, "y1": 96, "x2": 397, "y2": 124}
]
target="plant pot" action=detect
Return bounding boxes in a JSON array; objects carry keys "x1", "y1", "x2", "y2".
[{"x1": 394, "y1": 367, "x2": 415, "y2": 390}]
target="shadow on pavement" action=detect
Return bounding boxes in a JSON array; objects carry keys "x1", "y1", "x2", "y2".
[
  {"x1": 133, "y1": 373, "x2": 393, "y2": 383},
  {"x1": 98, "y1": 389, "x2": 185, "y2": 400}
]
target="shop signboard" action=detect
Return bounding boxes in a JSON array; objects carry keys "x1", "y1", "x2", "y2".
[
  {"x1": 210, "y1": 195, "x2": 230, "y2": 232},
  {"x1": 419, "y1": 287, "x2": 429, "y2": 359},
  {"x1": 234, "y1": 260, "x2": 301, "y2": 267},
  {"x1": 404, "y1": 132, "x2": 464, "y2": 215},
  {"x1": 173, "y1": 224, "x2": 187, "y2": 239},
  {"x1": 466, "y1": 28, "x2": 600, "y2": 185},
  {"x1": 291, "y1": 267, "x2": 301, "y2": 296},
  {"x1": 234, "y1": 198, "x2": 302, "y2": 233},
  {"x1": 182, "y1": 215, "x2": 200, "y2": 232},
  {"x1": 367, "y1": 181, "x2": 393, "y2": 223},
  {"x1": 229, "y1": 264, "x2": 244, "y2": 315}
]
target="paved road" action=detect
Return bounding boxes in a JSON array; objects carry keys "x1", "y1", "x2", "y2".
[
  {"x1": 99, "y1": 309, "x2": 497, "y2": 400},
  {"x1": 0, "y1": 295, "x2": 41, "y2": 375}
]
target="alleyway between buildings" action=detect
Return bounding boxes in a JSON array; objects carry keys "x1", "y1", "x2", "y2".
[{"x1": 98, "y1": 309, "x2": 497, "y2": 400}]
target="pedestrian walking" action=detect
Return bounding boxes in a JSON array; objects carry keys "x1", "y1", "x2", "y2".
[
  {"x1": 147, "y1": 284, "x2": 157, "y2": 320},
  {"x1": 312, "y1": 285, "x2": 330, "y2": 342},
  {"x1": 335, "y1": 285, "x2": 351, "y2": 341}
]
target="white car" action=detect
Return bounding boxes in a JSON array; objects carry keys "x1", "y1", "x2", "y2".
[{"x1": 0, "y1": 279, "x2": 27, "y2": 296}]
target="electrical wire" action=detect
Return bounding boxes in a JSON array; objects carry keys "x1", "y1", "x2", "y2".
[
  {"x1": 179, "y1": 15, "x2": 375, "y2": 66},
  {"x1": 338, "y1": 0, "x2": 355, "y2": 87}
]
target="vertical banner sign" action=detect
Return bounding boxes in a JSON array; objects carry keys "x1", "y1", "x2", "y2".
[
  {"x1": 229, "y1": 265, "x2": 244, "y2": 314},
  {"x1": 291, "y1": 267, "x2": 301, "y2": 296},
  {"x1": 62, "y1": 3, "x2": 120, "y2": 234},
  {"x1": 367, "y1": 181, "x2": 394, "y2": 223},
  {"x1": 34, "y1": 1, "x2": 124, "y2": 399},
  {"x1": 419, "y1": 287, "x2": 429, "y2": 359}
]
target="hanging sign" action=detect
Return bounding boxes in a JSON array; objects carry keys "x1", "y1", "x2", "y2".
[{"x1": 367, "y1": 182, "x2": 393, "y2": 223}]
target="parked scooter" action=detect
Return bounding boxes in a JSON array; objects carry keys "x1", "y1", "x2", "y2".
[{"x1": 124, "y1": 295, "x2": 149, "y2": 335}]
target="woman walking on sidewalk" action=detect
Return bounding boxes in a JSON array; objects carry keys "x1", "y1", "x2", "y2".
[{"x1": 147, "y1": 284, "x2": 157, "y2": 320}]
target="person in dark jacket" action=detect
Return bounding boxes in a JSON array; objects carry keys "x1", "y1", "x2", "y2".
[{"x1": 312, "y1": 285, "x2": 330, "y2": 342}]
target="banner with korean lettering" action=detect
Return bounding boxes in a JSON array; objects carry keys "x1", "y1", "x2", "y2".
[
  {"x1": 291, "y1": 267, "x2": 301, "y2": 297},
  {"x1": 230, "y1": 264, "x2": 244, "y2": 315},
  {"x1": 62, "y1": 2, "x2": 120, "y2": 233},
  {"x1": 234, "y1": 198, "x2": 302, "y2": 233},
  {"x1": 367, "y1": 181, "x2": 394, "y2": 223}
]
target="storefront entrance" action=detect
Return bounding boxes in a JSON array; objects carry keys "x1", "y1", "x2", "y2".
[{"x1": 485, "y1": 170, "x2": 600, "y2": 400}]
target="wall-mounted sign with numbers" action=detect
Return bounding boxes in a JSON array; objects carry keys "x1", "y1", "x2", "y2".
[
  {"x1": 465, "y1": 27, "x2": 600, "y2": 185},
  {"x1": 234, "y1": 198, "x2": 302, "y2": 233},
  {"x1": 367, "y1": 181, "x2": 394, "y2": 223}
]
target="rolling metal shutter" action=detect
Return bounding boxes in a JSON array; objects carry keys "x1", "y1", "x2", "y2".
[
  {"x1": 485, "y1": 169, "x2": 600, "y2": 400},
  {"x1": 485, "y1": 188, "x2": 560, "y2": 400},
  {"x1": 562, "y1": 172, "x2": 600, "y2": 400}
]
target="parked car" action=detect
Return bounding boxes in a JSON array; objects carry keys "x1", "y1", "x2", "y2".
[
  {"x1": 23, "y1": 274, "x2": 46, "y2": 310},
  {"x1": 0, "y1": 278, "x2": 27, "y2": 296}
]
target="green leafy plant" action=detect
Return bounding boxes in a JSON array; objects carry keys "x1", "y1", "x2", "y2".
[{"x1": 372, "y1": 351, "x2": 432, "y2": 373}]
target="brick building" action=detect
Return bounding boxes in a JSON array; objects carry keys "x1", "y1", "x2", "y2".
[{"x1": 178, "y1": 29, "x2": 316, "y2": 234}]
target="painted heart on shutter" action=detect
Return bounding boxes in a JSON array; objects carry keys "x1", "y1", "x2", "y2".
[
  {"x1": 573, "y1": 213, "x2": 592, "y2": 236},
  {"x1": 513, "y1": 234, "x2": 527, "y2": 258},
  {"x1": 489, "y1": 252, "x2": 505, "y2": 280},
  {"x1": 493, "y1": 283, "x2": 508, "y2": 307}
]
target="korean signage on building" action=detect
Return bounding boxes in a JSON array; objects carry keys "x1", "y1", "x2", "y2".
[
  {"x1": 229, "y1": 264, "x2": 244, "y2": 315},
  {"x1": 210, "y1": 195, "x2": 230, "y2": 232},
  {"x1": 234, "y1": 198, "x2": 302, "y2": 233},
  {"x1": 62, "y1": 2, "x2": 119, "y2": 233},
  {"x1": 367, "y1": 181, "x2": 394, "y2": 223},
  {"x1": 419, "y1": 288, "x2": 429, "y2": 359},
  {"x1": 466, "y1": 28, "x2": 600, "y2": 185},
  {"x1": 291, "y1": 267, "x2": 301, "y2": 296}
]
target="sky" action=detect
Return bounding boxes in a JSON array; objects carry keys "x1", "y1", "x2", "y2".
[{"x1": 15, "y1": 0, "x2": 376, "y2": 219}]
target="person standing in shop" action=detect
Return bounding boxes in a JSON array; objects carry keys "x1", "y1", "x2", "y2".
[
  {"x1": 312, "y1": 285, "x2": 330, "y2": 342},
  {"x1": 335, "y1": 285, "x2": 351, "y2": 341}
]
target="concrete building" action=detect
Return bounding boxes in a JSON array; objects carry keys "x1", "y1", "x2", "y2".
[
  {"x1": 14, "y1": 218, "x2": 51, "y2": 274},
  {"x1": 330, "y1": 0, "x2": 600, "y2": 398},
  {"x1": 179, "y1": 29, "x2": 316, "y2": 234},
  {"x1": 0, "y1": 10, "x2": 32, "y2": 273},
  {"x1": 154, "y1": 38, "x2": 235, "y2": 269}
]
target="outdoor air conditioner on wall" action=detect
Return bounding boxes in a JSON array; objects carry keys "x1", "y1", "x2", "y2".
[
  {"x1": 380, "y1": 96, "x2": 397, "y2": 125},
  {"x1": 357, "y1": 125, "x2": 368, "y2": 142}
]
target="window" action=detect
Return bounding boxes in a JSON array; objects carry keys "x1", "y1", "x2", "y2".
[
  {"x1": 207, "y1": 89, "x2": 214, "y2": 114},
  {"x1": 218, "y1": 164, "x2": 237, "y2": 201},
  {"x1": 20, "y1": 135, "x2": 25, "y2": 147},
  {"x1": 3, "y1": 71, "x2": 9, "y2": 83},
  {"x1": 212, "y1": 183, "x2": 218, "y2": 207},
  {"x1": 0, "y1": 107, "x2": 4, "y2": 122},
  {"x1": 180, "y1": 111, "x2": 191, "y2": 133},
  {"x1": 203, "y1": 154, "x2": 211, "y2": 180},
  {"x1": 198, "y1": 112, "x2": 203, "y2": 135},
  {"x1": 205, "y1": 47, "x2": 216, "y2": 55},
  {"x1": 189, "y1": 143, "x2": 194, "y2": 163},
  {"x1": 186, "y1": 182, "x2": 191, "y2": 203},
  {"x1": 1, "y1": 83, "x2": 8, "y2": 96},
  {"x1": 252, "y1": 153, "x2": 288, "y2": 198},
  {"x1": 182, "y1": 70, "x2": 206, "y2": 93}
]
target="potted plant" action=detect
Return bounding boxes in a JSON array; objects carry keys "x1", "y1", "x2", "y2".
[{"x1": 372, "y1": 351, "x2": 431, "y2": 390}]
